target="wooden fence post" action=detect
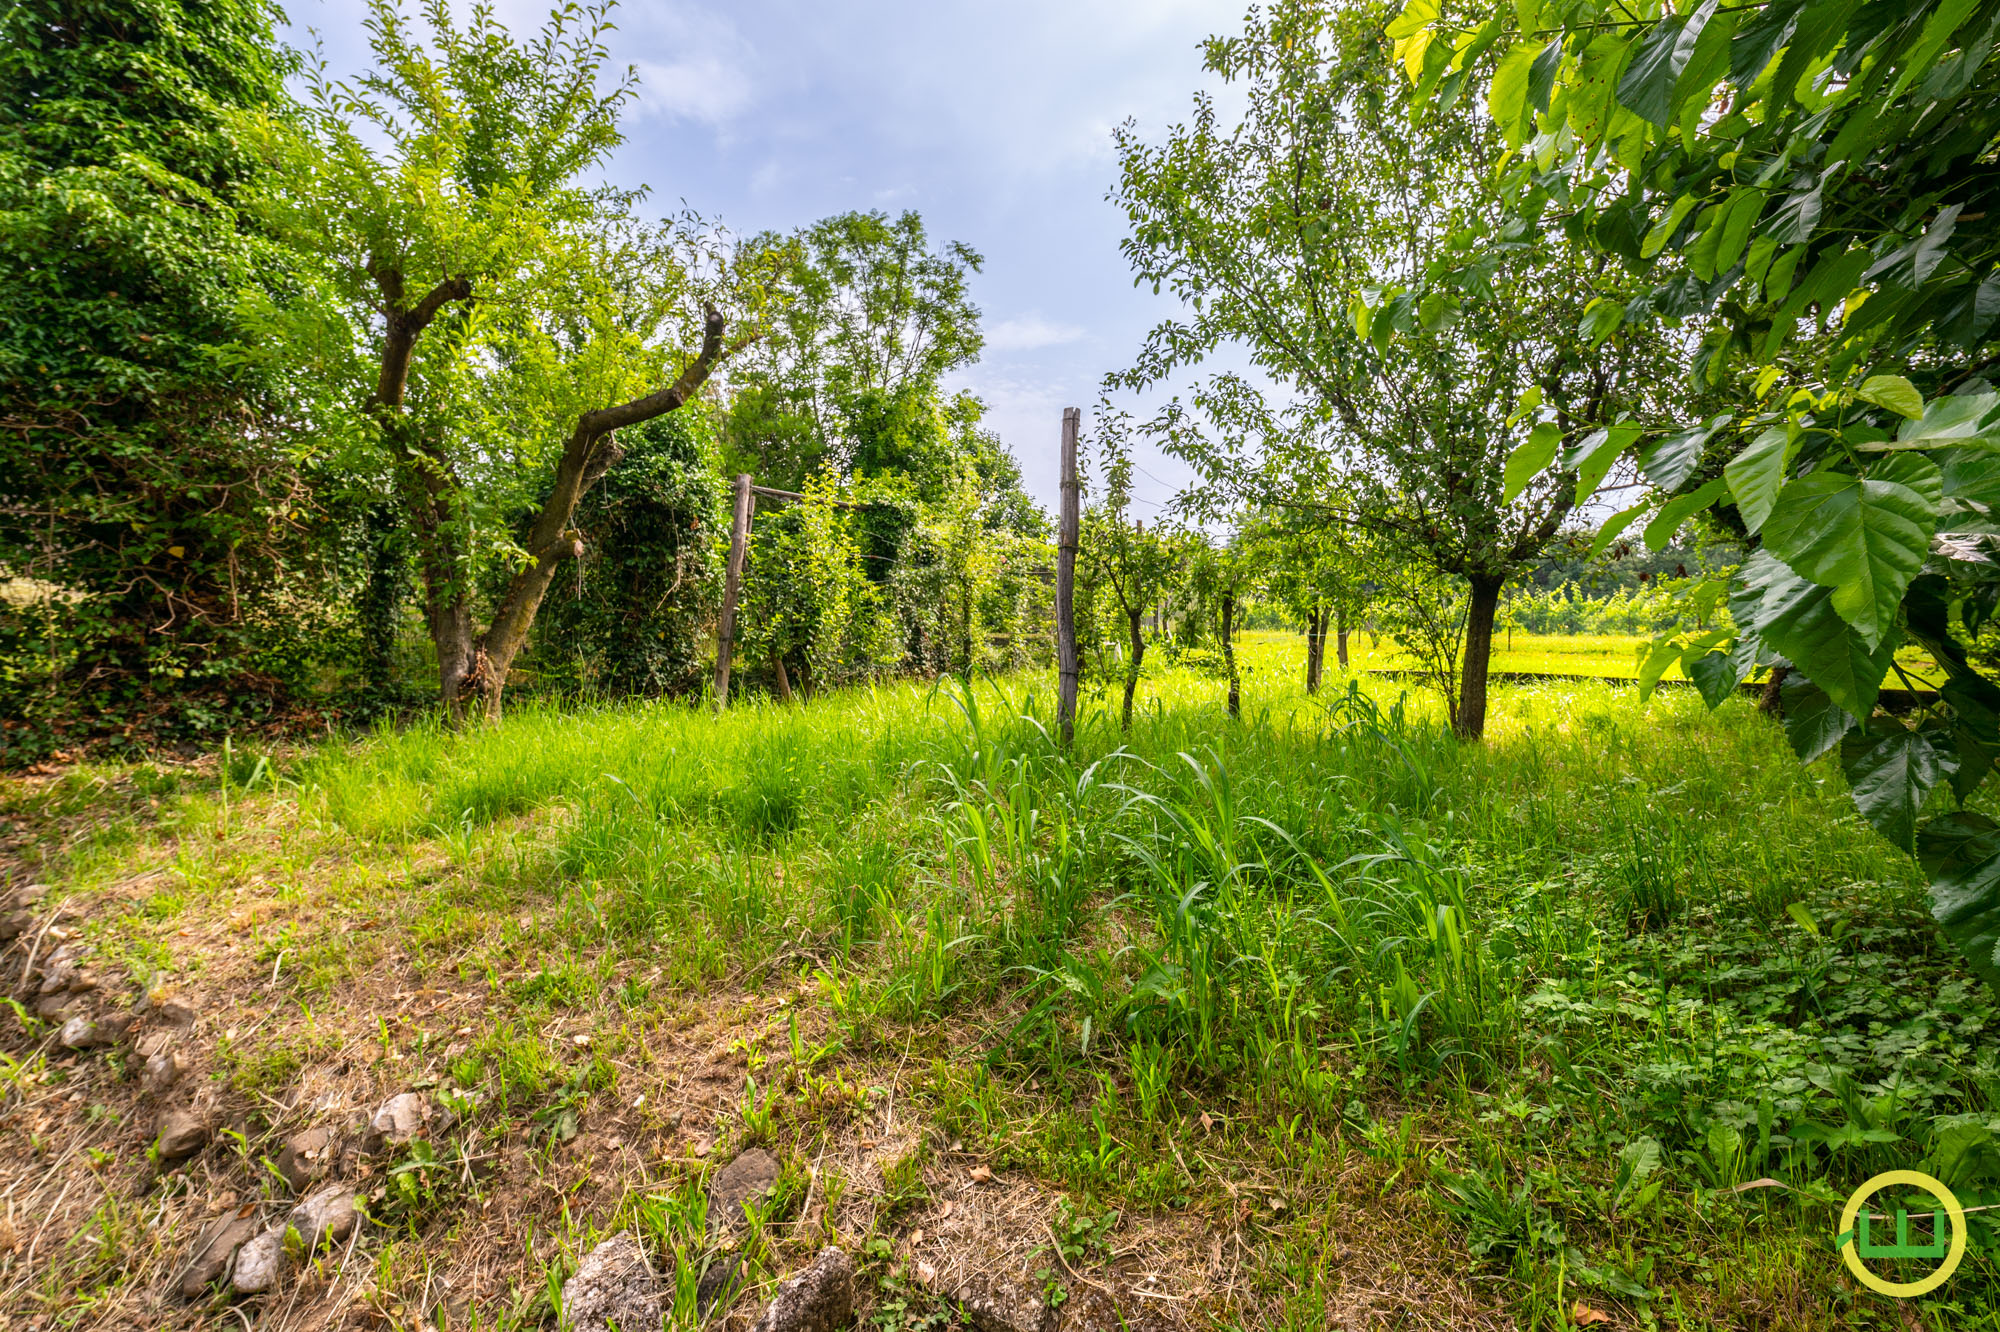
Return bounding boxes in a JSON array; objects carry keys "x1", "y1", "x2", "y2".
[
  {"x1": 713, "y1": 472, "x2": 754, "y2": 713},
  {"x1": 1057, "y1": 407, "x2": 1080, "y2": 746}
]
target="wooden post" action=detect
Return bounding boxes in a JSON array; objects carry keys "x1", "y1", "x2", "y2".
[
  {"x1": 713, "y1": 472, "x2": 754, "y2": 712},
  {"x1": 1056, "y1": 407, "x2": 1081, "y2": 746}
]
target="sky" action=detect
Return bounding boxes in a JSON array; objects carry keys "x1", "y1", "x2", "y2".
[{"x1": 279, "y1": 0, "x2": 1250, "y2": 516}]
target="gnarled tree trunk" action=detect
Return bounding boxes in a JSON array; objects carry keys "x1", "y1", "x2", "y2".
[
  {"x1": 1122, "y1": 606, "x2": 1146, "y2": 730},
  {"x1": 1305, "y1": 608, "x2": 1325, "y2": 694},
  {"x1": 1221, "y1": 590, "x2": 1240, "y2": 719},
  {"x1": 1457, "y1": 573, "x2": 1504, "y2": 741},
  {"x1": 470, "y1": 307, "x2": 733, "y2": 722}
]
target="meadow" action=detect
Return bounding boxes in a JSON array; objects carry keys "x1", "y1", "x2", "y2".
[{"x1": 3, "y1": 644, "x2": 1997, "y2": 1330}]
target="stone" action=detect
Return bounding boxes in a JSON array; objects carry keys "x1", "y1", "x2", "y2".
[
  {"x1": 275, "y1": 1127, "x2": 337, "y2": 1192},
  {"x1": 155, "y1": 1109, "x2": 210, "y2": 1160},
  {"x1": 141, "y1": 1049, "x2": 187, "y2": 1097},
  {"x1": 172, "y1": 1207, "x2": 262, "y2": 1300},
  {"x1": 746, "y1": 1247, "x2": 854, "y2": 1332},
  {"x1": 0, "y1": 910, "x2": 30, "y2": 941},
  {"x1": 287, "y1": 1185, "x2": 357, "y2": 1251},
  {"x1": 922, "y1": 1268, "x2": 1055, "y2": 1332},
  {"x1": 58, "y1": 1016, "x2": 112, "y2": 1050},
  {"x1": 559, "y1": 1232, "x2": 661, "y2": 1332},
  {"x1": 230, "y1": 1226, "x2": 285, "y2": 1295},
  {"x1": 155, "y1": 998, "x2": 199, "y2": 1027},
  {"x1": 32, "y1": 994, "x2": 73, "y2": 1022},
  {"x1": 707, "y1": 1146, "x2": 780, "y2": 1234},
  {"x1": 367, "y1": 1092, "x2": 428, "y2": 1150},
  {"x1": 37, "y1": 944, "x2": 85, "y2": 994},
  {"x1": 695, "y1": 1257, "x2": 741, "y2": 1317},
  {"x1": 10, "y1": 883, "x2": 48, "y2": 907}
]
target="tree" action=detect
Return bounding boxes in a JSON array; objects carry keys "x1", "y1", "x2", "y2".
[
  {"x1": 1245, "y1": 506, "x2": 1375, "y2": 691},
  {"x1": 529, "y1": 411, "x2": 724, "y2": 697},
  {"x1": 1111, "y1": 0, "x2": 1670, "y2": 738},
  {"x1": 244, "y1": 0, "x2": 769, "y2": 721},
  {"x1": 1082, "y1": 413, "x2": 1181, "y2": 728},
  {"x1": 723, "y1": 210, "x2": 984, "y2": 491},
  {"x1": 0, "y1": 0, "x2": 309, "y2": 756},
  {"x1": 1397, "y1": 0, "x2": 2000, "y2": 988}
]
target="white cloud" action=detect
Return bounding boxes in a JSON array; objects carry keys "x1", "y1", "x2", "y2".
[
  {"x1": 985, "y1": 314, "x2": 1086, "y2": 353},
  {"x1": 634, "y1": 54, "x2": 755, "y2": 126}
]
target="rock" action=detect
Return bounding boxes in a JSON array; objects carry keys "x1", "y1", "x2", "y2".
[
  {"x1": 0, "y1": 910, "x2": 30, "y2": 941},
  {"x1": 155, "y1": 997, "x2": 198, "y2": 1027},
  {"x1": 559, "y1": 1232, "x2": 661, "y2": 1332},
  {"x1": 155, "y1": 1109, "x2": 210, "y2": 1160},
  {"x1": 275, "y1": 1127, "x2": 337, "y2": 1192},
  {"x1": 287, "y1": 1185, "x2": 357, "y2": 1251},
  {"x1": 746, "y1": 1247, "x2": 854, "y2": 1332},
  {"x1": 32, "y1": 994, "x2": 73, "y2": 1022},
  {"x1": 926, "y1": 1269, "x2": 1055, "y2": 1332},
  {"x1": 367, "y1": 1092, "x2": 428, "y2": 1150},
  {"x1": 58, "y1": 1016, "x2": 112, "y2": 1050},
  {"x1": 708, "y1": 1146, "x2": 780, "y2": 1233},
  {"x1": 141, "y1": 1049, "x2": 187, "y2": 1097},
  {"x1": 696, "y1": 1257, "x2": 741, "y2": 1317},
  {"x1": 37, "y1": 944, "x2": 85, "y2": 994},
  {"x1": 230, "y1": 1226, "x2": 285, "y2": 1295},
  {"x1": 11, "y1": 883, "x2": 48, "y2": 909},
  {"x1": 172, "y1": 1207, "x2": 263, "y2": 1300}
]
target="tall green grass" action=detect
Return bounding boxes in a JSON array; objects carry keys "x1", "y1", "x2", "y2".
[{"x1": 286, "y1": 657, "x2": 2000, "y2": 1311}]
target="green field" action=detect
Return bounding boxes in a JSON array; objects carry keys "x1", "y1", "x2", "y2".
[
  {"x1": 1229, "y1": 629, "x2": 1951, "y2": 688},
  {"x1": 8, "y1": 655, "x2": 1997, "y2": 1329}
]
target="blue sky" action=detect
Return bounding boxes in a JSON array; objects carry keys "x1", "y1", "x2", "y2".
[{"x1": 281, "y1": 0, "x2": 1247, "y2": 515}]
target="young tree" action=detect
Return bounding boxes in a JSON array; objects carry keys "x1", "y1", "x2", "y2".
[
  {"x1": 1111, "y1": 0, "x2": 1669, "y2": 738},
  {"x1": 1245, "y1": 507, "x2": 1374, "y2": 691},
  {"x1": 246, "y1": 0, "x2": 768, "y2": 721},
  {"x1": 1081, "y1": 415, "x2": 1181, "y2": 728},
  {"x1": 1398, "y1": 0, "x2": 2000, "y2": 988},
  {"x1": 723, "y1": 210, "x2": 985, "y2": 491},
  {"x1": 0, "y1": 0, "x2": 308, "y2": 752}
]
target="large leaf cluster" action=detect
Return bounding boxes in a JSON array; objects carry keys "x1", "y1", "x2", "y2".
[
  {"x1": 0, "y1": 0, "x2": 325, "y2": 756},
  {"x1": 1394, "y1": 0, "x2": 2000, "y2": 988}
]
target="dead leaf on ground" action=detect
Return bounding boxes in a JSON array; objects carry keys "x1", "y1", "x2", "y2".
[{"x1": 1572, "y1": 1301, "x2": 1612, "y2": 1326}]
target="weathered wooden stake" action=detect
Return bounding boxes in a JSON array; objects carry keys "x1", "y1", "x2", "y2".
[
  {"x1": 713, "y1": 472, "x2": 754, "y2": 712},
  {"x1": 1056, "y1": 407, "x2": 1080, "y2": 746}
]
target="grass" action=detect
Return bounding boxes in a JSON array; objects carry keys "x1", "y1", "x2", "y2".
[{"x1": 6, "y1": 644, "x2": 2000, "y2": 1329}]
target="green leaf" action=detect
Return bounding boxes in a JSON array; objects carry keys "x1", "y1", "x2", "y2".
[
  {"x1": 1571, "y1": 421, "x2": 1641, "y2": 504},
  {"x1": 1643, "y1": 476, "x2": 1728, "y2": 550},
  {"x1": 1641, "y1": 195, "x2": 1699, "y2": 259},
  {"x1": 1687, "y1": 647, "x2": 1743, "y2": 709},
  {"x1": 1780, "y1": 675, "x2": 1856, "y2": 763},
  {"x1": 1918, "y1": 812, "x2": 2000, "y2": 995},
  {"x1": 1637, "y1": 637, "x2": 1681, "y2": 702},
  {"x1": 1842, "y1": 721, "x2": 1954, "y2": 852},
  {"x1": 1865, "y1": 390, "x2": 2000, "y2": 452},
  {"x1": 1489, "y1": 41, "x2": 1545, "y2": 137},
  {"x1": 1616, "y1": 0, "x2": 1716, "y2": 127},
  {"x1": 1858, "y1": 375, "x2": 1925, "y2": 420},
  {"x1": 1761, "y1": 453, "x2": 1942, "y2": 647},
  {"x1": 1588, "y1": 500, "x2": 1649, "y2": 558},
  {"x1": 1638, "y1": 412, "x2": 1730, "y2": 491},
  {"x1": 1709, "y1": 188, "x2": 1763, "y2": 277},
  {"x1": 1580, "y1": 296, "x2": 1625, "y2": 346},
  {"x1": 1732, "y1": 550, "x2": 1897, "y2": 720},
  {"x1": 1503, "y1": 421, "x2": 1563, "y2": 503},
  {"x1": 1724, "y1": 425, "x2": 1792, "y2": 534},
  {"x1": 1386, "y1": 0, "x2": 1440, "y2": 43}
]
